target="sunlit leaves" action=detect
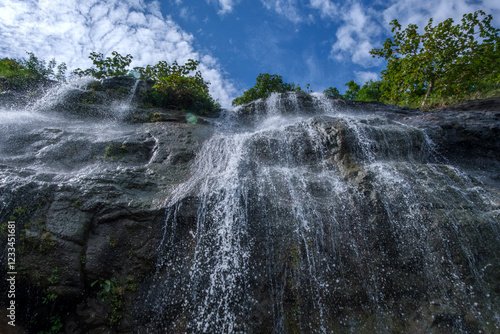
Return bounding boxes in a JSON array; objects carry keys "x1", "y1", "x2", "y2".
[{"x1": 370, "y1": 10, "x2": 500, "y2": 106}]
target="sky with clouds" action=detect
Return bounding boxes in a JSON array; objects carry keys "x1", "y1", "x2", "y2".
[{"x1": 0, "y1": 0, "x2": 499, "y2": 107}]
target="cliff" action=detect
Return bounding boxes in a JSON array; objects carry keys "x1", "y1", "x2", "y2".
[{"x1": 0, "y1": 81, "x2": 499, "y2": 333}]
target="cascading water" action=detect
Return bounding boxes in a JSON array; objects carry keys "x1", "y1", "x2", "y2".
[
  {"x1": 138, "y1": 93, "x2": 500, "y2": 333},
  {"x1": 1, "y1": 81, "x2": 498, "y2": 333}
]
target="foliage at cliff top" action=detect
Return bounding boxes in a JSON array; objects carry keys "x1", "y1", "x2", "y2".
[
  {"x1": 73, "y1": 52, "x2": 220, "y2": 115},
  {"x1": 232, "y1": 73, "x2": 310, "y2": 106},
  {"x1": 72, "y1": 51, "x2": 132, "y2": 79},
  {"x1": 324, "y1": 79, "x2": 382, "y2": 102},
  {"x1": 370, "y1": 10, "x2": 500, "y2": 106},
  {"x1": 0, "y1": 52, "x2": 66, "y2": 91}
]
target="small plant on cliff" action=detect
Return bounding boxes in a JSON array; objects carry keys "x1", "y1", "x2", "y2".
[
  {"x1": 104, "y1": 142, "x2": 128, "y2": 160},
  {"x1": 92, "y1": 278, "x2": 125, "y2": 326},
  {"x1": 39, "y1": 315, "x2": 63, "y2": 334}
]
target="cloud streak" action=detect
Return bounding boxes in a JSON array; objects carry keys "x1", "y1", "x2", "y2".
[
  {"x1": 0, "y1": 0, "x2": 236, "y2": 106},
  {"x1": 260, "y1": 0, "x2": 303, "y2": 23}
]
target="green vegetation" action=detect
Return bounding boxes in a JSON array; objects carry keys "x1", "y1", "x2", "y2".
[
  {"x1": 91, "y1": 277, "x2": 136, "y2": 327},
  {"x1": 73, "y1": 51, "x2": 220, "y2": 114},
  {"x1": 324, "y1": 79, "x2": 382, "y2": 102},
  {"x1": 104, "y1": 142, "x2": 128, "y2": 160},
  {"x1": 357, "y1": 80, "x2": 383, "y2": 102},
  {"x1": 141, "y1": 59, "x2": 219, "y2": 114},
  {"x1": 232, "y1": 73, "x2": 310, "y2": 106},
  {"x1": 91, "y1": 278, "x2": 124, "y2": 326},
  {"x1": 41, "y1": 267, "x2": 60, "y2": 304},
  {"x1": 320, "y1": 10, "x2": 499, "y2": 109},
  {"x1": 73, "y1": 51, "x2": 133, "y2": 79},
  {"x1": 370, "y1": 10, "x2": 500, "y2": 107},
  {"x1": 0, "y1": 52, "x2": 66, "y2": 91},
  {"x1": 39, "y1": 315, "x2": 63, "y2": 334},
  {"x1": 19, "y1": 218, "x2": 57, "y2": 254}
]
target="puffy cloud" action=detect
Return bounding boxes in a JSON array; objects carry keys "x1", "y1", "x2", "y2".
[
  {"x1": 0, "y1": 0, "x2": 236, "y2": 106},
  {"x1": 329, "y1": 3, "x2": 381, "y2": 67}
]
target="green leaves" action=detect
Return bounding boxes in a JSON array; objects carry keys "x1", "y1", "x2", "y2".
[
  {"x1": 323, "y1": 86, "x2": 342, "y2": 99},
  {"x1": 232, "y1": 73, "x2": 307, "y2": 106},
  {"x1": 150, "y1": 59, "x2": 220, "y2": 114},
  {"x1": 324, "y1": 80, "x2": 382, "y2": 102},
  {"x1": 72, "y1": 52, "x2": 219, "y2": 114},
  {"x1": 370, "y1": 10, "x2": 500, "y2": 106},
  {"x1": 73, "y1": 51, "x2": 133, "y2": 79},
  {"x1": 0, "y1": 52, "x2": 67, "y2": 92}
]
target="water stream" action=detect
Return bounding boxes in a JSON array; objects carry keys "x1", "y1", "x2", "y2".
[
  {"x1": 1, "y1": 82, "x2": 498, "y2": 332},
  {"x1": 139, "y1": 93, "x2": 500, "y2": 333}
]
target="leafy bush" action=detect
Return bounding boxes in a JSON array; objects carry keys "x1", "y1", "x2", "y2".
[
  {"x1": 343, "y1": 80, "x2": 360, "y2": 101},
  {"x1": 232, "y1": 73, "x2": 308, "y2": 106},
  {"x1": 143, "y1": 59, "x2": 220, "y2": 114},
  {"x1": 323, "y1": 86, "x2": 342, "y2": 99}
]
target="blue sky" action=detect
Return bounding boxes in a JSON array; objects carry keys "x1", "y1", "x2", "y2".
[{"x1": 1, "y1": 0, "x2": 499, "y2": 107}]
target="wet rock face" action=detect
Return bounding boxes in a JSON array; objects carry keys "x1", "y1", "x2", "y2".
[
  {"x1": 1, "y1": 90, "x2": 499, "y2": 333},
  {"x1": 0, "y1": 91, "x2": 213, "y2": 332},
  {"x1": 399, "y1": 108, "x2": 500, "y2": 187},
  {"x1": 136, "y1": 96, "x2": 500, "y2": 333}
]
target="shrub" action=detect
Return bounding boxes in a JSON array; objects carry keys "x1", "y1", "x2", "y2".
[{"x1": 232, "y1": 73, "x2": 308, "y2": 106}]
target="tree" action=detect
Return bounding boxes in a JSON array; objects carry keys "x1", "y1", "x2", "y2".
[
  {"x1": 323, "y1": 86, "x2": 342, "y2": 99},
  {"x1": 147, "y1": 59, "x2": 220, "y2": 114},
  {"x1": 343, "y1": 80, "x2": 360, "y2": 101},
  {"x1": 357, "y1": 80, "x2": 383, "y2": 101},
  {"x1": 232, "y1": 73, "x2": 305, "y2": 106},
  {"x1": 324, "y1": 80, "x2": 373, "y2": 101},
  {"x1": 0, "y1": 52, "x2": 66, "y2": 92},
  {"x1": 72, "y1": 52, "x2": 219, "y2": 114},
  {"x1": 370, "y1": 10, "x2": 500, "y2": 106},
  {"x1": 73, "y1": 51, "x2": 133, "y2": 79}
]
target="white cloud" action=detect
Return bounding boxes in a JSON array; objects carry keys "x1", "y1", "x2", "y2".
[
  {"x1": 330, "y1": 3, "x2": 381, "y2": 67},
  {"x1": 354, "y1": 71, "x2": 378, "y2": 84},
  {"x1": 383, "y1": 0, "x2": 500, "y2": 32},
  {"x1": 0, "y1": 0, "x2": 236, "y2": 107},
  {"x1": 260, "y1": 0, "x2": 303, "y2": 23}
]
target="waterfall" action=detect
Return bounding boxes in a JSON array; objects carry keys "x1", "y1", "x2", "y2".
[
  {"x1": 128, "y1": 79, "x2": 141, "y2": 104},
  {"x1": 138, "y1": 93, "x2": 500, "y2": 333}
]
